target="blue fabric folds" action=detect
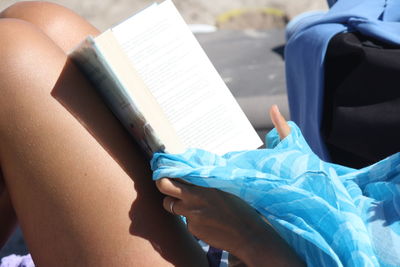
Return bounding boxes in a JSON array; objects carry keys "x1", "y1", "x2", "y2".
[
  {"x1": 151, "y1": 122, "x2": 400, "y2": 267},
  {"x1": 0, "y1": 254, "x2": 34, "y2": 267},
  {"x1": 285, "y1": 0, "x2": 400, "y2": 160}
]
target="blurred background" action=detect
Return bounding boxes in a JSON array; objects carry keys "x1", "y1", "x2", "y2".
[{"x1": 0, "y1": 0, "x2": 327, "y2": 30}]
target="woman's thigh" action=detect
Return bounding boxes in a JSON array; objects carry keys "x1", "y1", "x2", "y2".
[
  {"x1": 0, "y1": 13, "x2": 206, "y2": 267},
  {"x1": 0, "y1": 0, "x2": 99, "y2": 250}
]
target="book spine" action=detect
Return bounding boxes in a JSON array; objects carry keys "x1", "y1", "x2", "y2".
[{"x1": 69, "y1": 37, "x2": 165, "y2": 157}]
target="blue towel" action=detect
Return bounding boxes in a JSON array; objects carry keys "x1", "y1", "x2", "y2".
[
  {"x1": 151, "y1": 122, "x2": 400, "y2": 267},
  {"x1": 285, "y1": 0, "x2": 400, "y2": 160}
]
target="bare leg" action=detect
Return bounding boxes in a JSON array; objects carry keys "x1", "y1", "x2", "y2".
[
  {"x1": 0, "y1": 1, "x2": 99, "y2": 52},
  {"x1": 0, "y1": 1, "x2": 99, "y2": 249},
  {"x1": 0, "y1": 2, "x2": 207, "y2": 266}
]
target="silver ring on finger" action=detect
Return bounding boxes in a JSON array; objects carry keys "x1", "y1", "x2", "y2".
[{"x1": 169, "y1": 199, "x2": 176, "y2": 215}]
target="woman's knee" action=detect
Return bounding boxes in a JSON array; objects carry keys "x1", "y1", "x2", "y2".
[
  {"x1": 0, "y1": 1, "x2": 99, "y2": 52},
  {"x1": 0, "y1": 18, "x2": 66, "y2": 101}
]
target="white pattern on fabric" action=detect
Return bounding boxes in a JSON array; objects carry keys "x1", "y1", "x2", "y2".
[{"x1": 152, "y1": 122, "x2": 400, "y2": 267}]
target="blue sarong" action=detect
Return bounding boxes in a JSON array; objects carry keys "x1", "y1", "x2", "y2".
[{"x1": 152, "y1": 122, "x2": 400, "y2": 267}]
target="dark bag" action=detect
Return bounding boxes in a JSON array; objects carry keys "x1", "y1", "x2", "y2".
[{"x1": 322, "y1": 32, "x2": 400, "y2": 168}]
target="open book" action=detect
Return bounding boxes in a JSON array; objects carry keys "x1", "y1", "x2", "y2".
[{"x1": 70, "y1": 0, "x2": 262, "y2": 156}]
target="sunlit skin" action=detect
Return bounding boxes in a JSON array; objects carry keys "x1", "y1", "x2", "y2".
[
  {"x1": 0, "y1": 2, "x2": 302, "y2": 266},
  {"x1": 0, "y1": 2, "x2": 207, "y2": 266}
]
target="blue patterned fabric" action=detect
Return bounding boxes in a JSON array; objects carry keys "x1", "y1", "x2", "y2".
[
  {"x1": 0, "y1": 254, "x2": 33, "y2": 267},
  {"x1": 285, "y1": 0, "x2": 400, "y2": 160},
  {"x1": 151, "y1": 122, "x2": 400, "y2": 267}
]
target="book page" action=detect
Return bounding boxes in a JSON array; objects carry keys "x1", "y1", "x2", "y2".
[
  {"x1": 112, "y1": 0, "x2": 262, "y2": 155},
  {"x1": 71, "y1": 35, "x2": 181, "y2": 155}
]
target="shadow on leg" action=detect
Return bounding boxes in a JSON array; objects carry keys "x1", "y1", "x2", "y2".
[{"x1": 0, "y1": 16, "x2": 206, "y2": 267}]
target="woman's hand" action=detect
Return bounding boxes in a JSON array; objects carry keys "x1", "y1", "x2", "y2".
[
  {"x1": 156, "y1": 106, "x2": 304, "y2": 266},
  {"x1": 156, "y1": 179, "x2": 304, "y2": 267},
  {"x1": 156, "y1": 178, "x2": 267, "y2": 255}
]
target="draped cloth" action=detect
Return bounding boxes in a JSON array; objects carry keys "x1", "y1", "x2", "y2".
[
  {"x1": 152, "y1": 122, "x2": 400, "y2": 267},
  {"x1": 0, "y1": 254, "x2": 33, "y2": 267},
  {"x1": 285, "y1": 0, "x2": 400, "y2": 160}
]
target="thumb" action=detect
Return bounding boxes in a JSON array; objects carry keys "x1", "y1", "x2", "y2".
[{"x1": 269, "y1": 105, "x2": 290, "y2": 140}]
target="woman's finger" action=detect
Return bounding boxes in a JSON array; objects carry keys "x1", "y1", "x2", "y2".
[
  {"x1": 156, "y1": 178, "x2": 190, "y2": 199},
  {"x1": 162, "y1": 196, "x2": 184, "y2": 216},
  {"x1": 269, "y1": 104, "x2": 291, "y2": 139}
]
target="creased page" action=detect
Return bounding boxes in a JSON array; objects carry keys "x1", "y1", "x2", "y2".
[{"x1": 112, "y1": 0, "x2": 262, "y2": 155}]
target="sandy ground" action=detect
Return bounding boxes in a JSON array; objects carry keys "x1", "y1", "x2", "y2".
[{"x1": 0, "y1": 0, "x2": 328, "y2": 31}]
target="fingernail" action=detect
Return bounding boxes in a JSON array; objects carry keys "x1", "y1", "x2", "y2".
[{"x1": 273, "y1": 104, "x2": 280, "y2": 115}]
